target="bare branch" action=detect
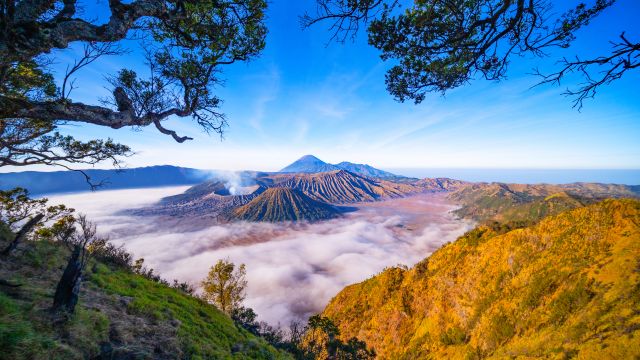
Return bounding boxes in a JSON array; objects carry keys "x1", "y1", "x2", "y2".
[
  {"x1": 533, "y1": 32, "x2": 640, "y2": 110},
  {"x1": 62, "y1": 42, "x2": 127, "y2": 100},
  {"x1": 300, "y1": 0, "x2": 399, "y2": 43},
  {"x1": 304, "y1": 0, "x2": 621, "y2": 105}
]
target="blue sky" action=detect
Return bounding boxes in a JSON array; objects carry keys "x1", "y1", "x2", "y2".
[{"x1": 16, "y1": 0, "x2": 640, "y2": 172}]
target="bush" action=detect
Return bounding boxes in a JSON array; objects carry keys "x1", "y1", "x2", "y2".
[
  {"x1": 550, "y1": 278, "x2": 594, "y2": 325},
  {"x1": 90, "y1": 240, "x2": 132, "y2": 269},
  {"x1": 486, "y1": 313, "x2": 515, "y2": 349},
  {"x1": 440, "y1": 326, "x2": 467, "y2": 345}
]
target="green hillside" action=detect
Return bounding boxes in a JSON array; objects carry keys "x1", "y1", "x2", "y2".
[
  {"x1": 322, "y1": 199, "x2": 640, "y2": 359},
  {"x1": 0, "y1": 224, "x2": 290, "y2": 360}
]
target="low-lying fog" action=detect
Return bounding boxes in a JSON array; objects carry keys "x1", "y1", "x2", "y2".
[{"x1": 47, "y1": 187, "x2": 474, "y2": 326}]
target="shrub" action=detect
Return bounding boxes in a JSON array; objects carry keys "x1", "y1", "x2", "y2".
[
  {"x1": 440, "y1": 326, "x2": 467, "y2": 345},
  {"x1": 90, "y1": 241, "x2": 132, "y2": 269},
  {"x1": 550, "y1": 278, "x2": 594, "y2": 325}
]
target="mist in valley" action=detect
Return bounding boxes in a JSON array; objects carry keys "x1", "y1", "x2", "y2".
[{"x1": 47, "y1": 187, "x2": 474, "y2": 326}]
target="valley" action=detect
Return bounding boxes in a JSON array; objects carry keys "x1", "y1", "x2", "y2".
[
  {"x1": 40, "y1": 155, "x2": 640, "y2": 329},
  {"x1": 47, "y1": 187, "x2": 474, "y2": 326}
]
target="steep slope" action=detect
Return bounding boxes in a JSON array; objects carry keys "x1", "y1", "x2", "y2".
[
  {"x1": 334, "y1": 162, "x2": 409, "y2": 181},
  {"x1": 279, "y1": 155, "x2": 339, "y2": 173},
  {"x1": 0, "y1": 228, "x2": 290, "y2": 359},
  {"x1": 232, "y1": 187, "x2": 340, "y2": 222},
  {"x1": 268, "y1": 170, "x2": 420, "y2": 204},
  {"x1": 322, "y1": 199, "x2": 640, "y2": 359}
]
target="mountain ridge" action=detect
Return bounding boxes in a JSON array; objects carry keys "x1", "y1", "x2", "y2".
[
  {"x1": 231, "y1": 187, "x2": 340, "y2": 222},
  {"x1": 448, "y1": 181, "x2": 640, "y2": 222},
  {"x1": 269, "y1": 170, "x2": 420, "y2": 204},
  {"x1": 279, "y1": 155, "x2": 340, "y2": 173}
]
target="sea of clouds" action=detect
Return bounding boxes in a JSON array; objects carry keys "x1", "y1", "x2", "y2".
[{"x1": 47, "y1": 187, "x2": 474, "y2": 326}]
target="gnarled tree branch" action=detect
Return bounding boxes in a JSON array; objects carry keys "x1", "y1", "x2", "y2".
[{"x1": 0, "y1": 0, "x2": 267, "y2": 179}]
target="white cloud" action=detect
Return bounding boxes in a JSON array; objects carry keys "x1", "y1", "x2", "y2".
[{"x1": 48, "y1": 187, "x2": 474, "y2": 326}]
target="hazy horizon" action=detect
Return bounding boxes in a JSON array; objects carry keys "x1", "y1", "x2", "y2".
[{"x1": 3, "y1": 162, "x2": 638, "y2": 189}]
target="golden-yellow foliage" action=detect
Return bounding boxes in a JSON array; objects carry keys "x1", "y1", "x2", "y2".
[{"x1": 322, "y1": 199, "x2": 640, "y2": 359}]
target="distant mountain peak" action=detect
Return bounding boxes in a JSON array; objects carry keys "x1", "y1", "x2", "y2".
[
  {"x1": 279, "y1": 155, "x2": 339, "y2": 173},
  {"x1": 299, "y1": 154, "x2": 322, "y2": 161}
]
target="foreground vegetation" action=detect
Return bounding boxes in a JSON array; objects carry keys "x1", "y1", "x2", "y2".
[
  {"x1": 0, "y1": 223, "x2": 289, "y2": 359},
  {"x1": 322, "y1": 199, "x2": 640, "y2": 359},
  {"x1": 3, "y1": 186, "x2": 639, "y2": 359}
]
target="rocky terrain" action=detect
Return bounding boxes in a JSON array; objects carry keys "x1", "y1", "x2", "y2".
[
  {"x1": 132, "y1": 157, "x2": 449, "y2": 222},
  {"x1": 131, "y1": 184, "x2": 267, "y2": 219},
  {"x1": 231, "y1": 188, "x2": 340, "y2": 222},
  {"x1": 268, "y1": 170, "x2": 421, "y2": 204},
  {"x1": 128, "y1": 156, "x2": 640, "y2": 224}
]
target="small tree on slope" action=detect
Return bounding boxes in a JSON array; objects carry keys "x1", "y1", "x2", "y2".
[{"x1": 201, "y1": 259, "x2": 247, "y2": 315}]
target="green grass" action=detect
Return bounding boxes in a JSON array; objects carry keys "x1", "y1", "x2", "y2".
[
  {"x1": 90, "y1": 263, "x2": 289, "y2": 359},
  {"x1": 1, "y1": 233, "x2": 290, "y2": 359},
  {"x1": 0, "y1": 292, "x2": 75, "y2": 359}
]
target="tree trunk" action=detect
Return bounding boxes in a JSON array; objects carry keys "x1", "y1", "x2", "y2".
[
  {"x1": 53, "y1": 246, "x2": 83, "y2": 313},
  {"x1": 327, "y1": 334, "x2": 338, "y2": 360},
  {"x1": 1, "y1": 213, "x2": 44, "y2": 256}
]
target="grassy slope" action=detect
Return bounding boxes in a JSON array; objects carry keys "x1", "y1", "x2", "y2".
[
  {"x1": 0, "y1": 230, "x2": 290, "y2": 360},
  {"x1": 322, "y1": 199, "x2": 640, "y2": 359}
]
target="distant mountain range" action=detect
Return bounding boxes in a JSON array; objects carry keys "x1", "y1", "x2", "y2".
[
  {"x1": 7, "y1": 154, "x2": 638, "y2": 224},
  {"x1": 139, "y1": 169, "x2": 426, "y2": 222},
  {"x1": 0, "y1": 166, "x2": 209, "y2": 195},
  {"x1": 0, "y1": 155, "x2": 411, "y2": 196},
  {"x1": 280, "y1": 155, "x2": 412, "y2": 181},
  {"x1": 269, "y1": 170, "x2": 420, "y2": 204}
]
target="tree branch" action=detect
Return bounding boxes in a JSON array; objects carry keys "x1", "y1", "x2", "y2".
[
  {"x1": 1, "y1": 213, "x2": 44, "y2": 255},
  {"x1": 533, "y1": 32, "x2": 640, "y2": 110},
  {"x1": 1, "y1": 0, "x2": 168, "y2": 63}
]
